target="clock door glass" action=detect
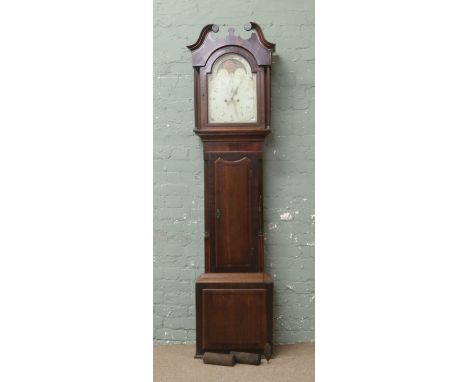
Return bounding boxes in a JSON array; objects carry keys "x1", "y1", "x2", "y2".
[{"x1": 208, "y1": 53, "x2": 257, "y2": 123}]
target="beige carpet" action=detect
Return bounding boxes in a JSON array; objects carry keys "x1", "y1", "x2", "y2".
[{"x1": 154, "y1": 343, "x2": 314, "y2": 382}]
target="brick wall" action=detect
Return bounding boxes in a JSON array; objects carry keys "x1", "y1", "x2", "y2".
[{"x1": 154, "y1": 0, "x2": 314, "y2": 344}]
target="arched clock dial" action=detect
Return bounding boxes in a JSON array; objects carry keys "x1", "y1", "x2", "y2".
[{"x1": 208, "y1": 53, "x2": 257, "y2": 123}]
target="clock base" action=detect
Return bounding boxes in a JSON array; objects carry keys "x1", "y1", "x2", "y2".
[{"x1": 195, "y1": 272, "x2": 273, "y2": 357}]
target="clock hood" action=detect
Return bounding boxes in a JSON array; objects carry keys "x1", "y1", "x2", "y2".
[{"x1": 187, "y1": 22, "x2": 275, "y2": 68}]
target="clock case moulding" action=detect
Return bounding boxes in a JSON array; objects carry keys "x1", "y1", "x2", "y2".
[{"x1": 187, "y1": 23, "x2": 276, "y2": 358}]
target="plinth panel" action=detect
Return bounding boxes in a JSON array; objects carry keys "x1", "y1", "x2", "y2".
[
  {"x1": 202, "y1": 288, "x2": 266, "y2": 349},
  {"x1": 195, "y1": 273, "x2": 273, "y2": 357}
]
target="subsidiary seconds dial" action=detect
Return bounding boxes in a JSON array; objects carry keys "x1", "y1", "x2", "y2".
[{"x1": 208, "y1": 53, "x2": 257, "y2": 124}]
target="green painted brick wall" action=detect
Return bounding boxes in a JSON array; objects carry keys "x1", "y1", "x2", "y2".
[{"x1": 154, "y1": 0, "x2": 314, "y2": 344}]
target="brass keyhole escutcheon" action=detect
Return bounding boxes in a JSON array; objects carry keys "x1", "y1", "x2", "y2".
[{"x1": 216, "y1": 208, "x2": 222, "y2": 220}]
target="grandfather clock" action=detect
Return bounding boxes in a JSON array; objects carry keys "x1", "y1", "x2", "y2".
[{"x1": 187, "y1": 22, "x2": 275, "y2": 358}]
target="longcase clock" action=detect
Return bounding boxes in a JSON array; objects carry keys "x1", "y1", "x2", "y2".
[{"x1": 187, "y1": 22, "x2": 275, "y2": 357}]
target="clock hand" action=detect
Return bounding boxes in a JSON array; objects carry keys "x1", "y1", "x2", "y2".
[
  {"x1": 232, "y1": 86, "x2": 239, "y2": 98},
  {"x1": 228, "y1": 87, "x2": 239, "y2": 103}
]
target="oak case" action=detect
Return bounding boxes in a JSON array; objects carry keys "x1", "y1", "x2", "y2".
[{"x1": 187, "y1": 22, "x2": 275, "y2": 357}]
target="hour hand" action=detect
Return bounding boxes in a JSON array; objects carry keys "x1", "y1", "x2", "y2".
[{"x1": 226, "y1": 94, "x2": 235, "y2": 104}]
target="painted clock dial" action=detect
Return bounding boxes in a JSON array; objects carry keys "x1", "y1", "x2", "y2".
[{"x1": 208, "y1": 53, "x2": 257, "y2": 123}]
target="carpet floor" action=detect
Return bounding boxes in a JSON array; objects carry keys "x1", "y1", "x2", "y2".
[{"x1": 154, "y1": 343, "x2": 314, "y2": 382}]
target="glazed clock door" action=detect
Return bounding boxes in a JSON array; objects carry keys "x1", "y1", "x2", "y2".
[{"x1": 212, "y1": 155, "x2": 257, "y2": 272}]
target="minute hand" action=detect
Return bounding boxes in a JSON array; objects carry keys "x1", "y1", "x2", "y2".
[{"x1": 229, "y1": 86, "x2": 239, "y2": 102}]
